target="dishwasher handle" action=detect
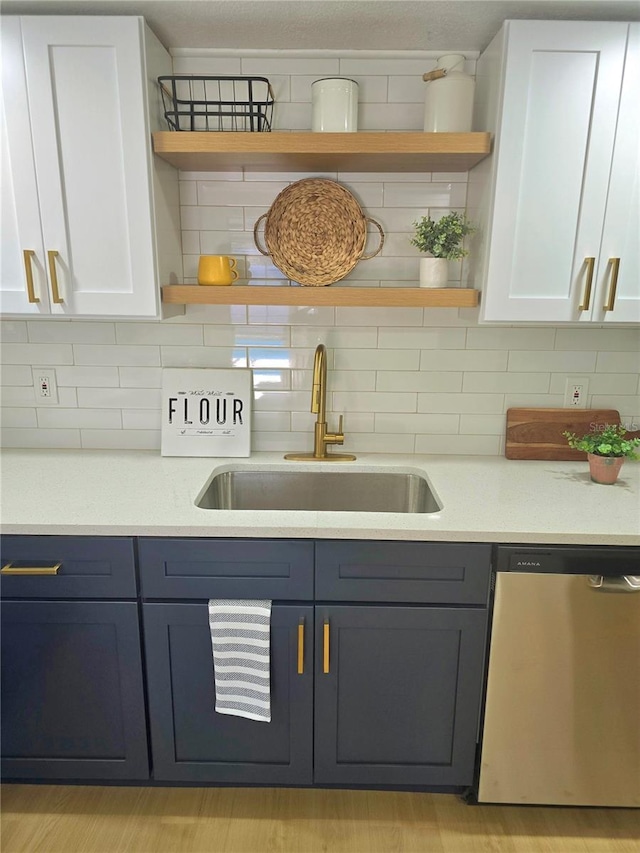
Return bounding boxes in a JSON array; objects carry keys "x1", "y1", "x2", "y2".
[{"x1": 588, "y1": 575, "x2": 640, "y2": 593}]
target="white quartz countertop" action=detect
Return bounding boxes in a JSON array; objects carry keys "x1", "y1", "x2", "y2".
[{"x1": 0, "y1": 449, "x2": 638, "y2": 545}]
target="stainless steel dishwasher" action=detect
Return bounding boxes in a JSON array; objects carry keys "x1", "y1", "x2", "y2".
[{"x1": 478, "y1": 545, "x2": 640, "y2": 807}]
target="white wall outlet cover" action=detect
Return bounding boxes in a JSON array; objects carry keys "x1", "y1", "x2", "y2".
[
  {"x1": 32, "y1": 367, "x2": 59, "y2": 406},
  {"x1": 161, "y1": 368, "x2": 252, "y2": 457},
  {"x1": 563, "y1": 377, "x2": 590, "y2": 408}
]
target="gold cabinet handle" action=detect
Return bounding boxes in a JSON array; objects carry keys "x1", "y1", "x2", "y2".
[
  {"x1": 297, "y1": 619, "x2": 305, "y2": 675},
  {"x1": 1, "y1": 562, "x2": 61, "y2": 575},
  {"x1": 579, "y1": 257, "x2": 595, "y2": 311},
  {"x1": 323, "y1": 620, "x2": 330, "y2": 674},
  {"x1": 23, "y1": 250, "x2": 40, "y2": 303},
  {"x1": 603, "y1": 257, "x2": 620, "y2": 312},
  {"x1": 47, "y1": 250, "x2": 64, "y2": 304}
]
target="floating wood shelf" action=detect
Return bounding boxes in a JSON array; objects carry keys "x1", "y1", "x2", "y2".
[
  {"x1": 152, "y1": 131, "x2": 492, "y2": 172},
  {"x1": 161, "y1": 285, "x2": 480, "y2": 308}
]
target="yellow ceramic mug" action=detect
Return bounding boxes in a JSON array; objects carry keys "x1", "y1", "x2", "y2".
[{"x1": 198, "y1": 255, "x2": 239, "y2": 286}]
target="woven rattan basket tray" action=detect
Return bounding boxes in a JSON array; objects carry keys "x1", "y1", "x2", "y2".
[{"x1": 253, "y1": 178, "x2": 384, "y2": 286}]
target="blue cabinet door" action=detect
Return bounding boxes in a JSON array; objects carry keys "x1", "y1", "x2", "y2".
[
  {"x1": 314, "y1": 605, "x2": 488, "y2": 788},
  {"x1": 143, "y1": 602, "x2": 313, "y2": 785},
  {"x1": 1, "y1": 601, "x2": 149, "y2": 781}
]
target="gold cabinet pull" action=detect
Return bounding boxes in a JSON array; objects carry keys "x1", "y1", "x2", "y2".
[
  {"x1": 47, "y1": 250, "x2": 64, "y2": 304},
  {"x1": 579, "y1": 257, "x2": 595, "y2": 311},
  {"x1": 1, "y1": 562, "x2": 61, "y2": 575},
  {"x1": 23, "y1": 250, "x2": 40, "y2": 303},
  {"x1": 297, "y1": 619, "x2": 305, "y2": 675},
  {"x1": 603, "y1": 257, "x2": 620, "y2": 312},
  {"x1": 323, "y1": 620, "x2": 330, "y2": 674}
]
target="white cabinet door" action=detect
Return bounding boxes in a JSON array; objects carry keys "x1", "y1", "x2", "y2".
[
  {"x1": 591, "y1": 24, "x2": 640, "y2": 324},
  {"x1": 479, "y1": 21, "x2": 629, "y2": 323},
  {"x1": 2, "y1": 17, "x2": 160, "y2": 317},
  {"x1": 1, "y1": 18, "x2": 50, "y2": 314}
]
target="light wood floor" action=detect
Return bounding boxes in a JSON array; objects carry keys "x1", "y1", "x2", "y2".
[{"x1": 1, "y1": 785, "x2": 639, "y2": 853}]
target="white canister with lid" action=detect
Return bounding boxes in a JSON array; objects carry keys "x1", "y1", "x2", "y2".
[
  {"x1": 423, "y1": 54, "x2": 475, "y2": 132},
  {"x1": 311, "y1": 78, "x2": 359, "y2": 132}
]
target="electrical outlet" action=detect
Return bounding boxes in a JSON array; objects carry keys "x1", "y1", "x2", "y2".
[
  {"x1": 33, "y1": 367, "x2": 59, "y2": 406},
  {"x1": 564, "y1": 377, "x2": 589, "y2": 408}
]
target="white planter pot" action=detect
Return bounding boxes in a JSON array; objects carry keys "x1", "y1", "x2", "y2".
[{"x1": 419, "y1": 257, "x2": 448, "y2": 287}]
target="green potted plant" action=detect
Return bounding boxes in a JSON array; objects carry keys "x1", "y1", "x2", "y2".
[
  {"x1": 563, "y1": 424, "x2": 640, "y2": 485},
  {"x1": 410, "y1": 212, "x2": 475, "y2": 288}
]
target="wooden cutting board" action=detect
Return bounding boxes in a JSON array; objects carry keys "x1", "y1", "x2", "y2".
[{"x1": 505, "y1": 408, "x2": 622, "y2": 460}]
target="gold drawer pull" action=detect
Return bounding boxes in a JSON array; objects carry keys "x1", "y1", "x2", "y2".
[
  {"x1": 579, "y1": 257, "x2": 595, "y2": 311},
  {"x1": 323, "y1": 620, "x2": 330, "y2": 674},
  {"x1": 47, "y1": 250, "x2": 64, "y2": 304},
  {"x1": 297, "y1": 619, "x2": 305, "y2": 675},
  {"x1": 603, "y1": 257, "x2": 620, "y2": 311},
  {"x1": 23, "y1": 250, "x2": 40, "y2": 303},
  {"x1": 1, "y1": 562, "x2": 61, "y2": 575}
]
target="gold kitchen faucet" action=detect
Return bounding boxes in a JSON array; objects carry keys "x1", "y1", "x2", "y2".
[{"x1": 284, "y1": 344, "x2": 356, "y2": 461}]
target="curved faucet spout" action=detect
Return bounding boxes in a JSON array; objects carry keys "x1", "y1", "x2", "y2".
[{"x1": 284, "y1": 343, "x2": 356, "y2": 461}]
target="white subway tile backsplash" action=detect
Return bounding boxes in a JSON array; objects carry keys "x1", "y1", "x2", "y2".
[
  {"x1": 74, "y1": 345, "x2": 160, "y2": 367},
  {"x1": 508, "y1": 351, "x2": 597, "y2": 373},
  {"x1": 198, "y1": 181, "x2": 289, "y2": 207},
  {"x1": 332, "y1": 391, "x2": 417, "y2": 412},
  {"x1": 464, "y1": 373, "x2": 550, "y2": 393},
  {"x1": 2, "y1": 343, "x2": 73, "y2": 365},
  {"x1": 379, "y1": 328, "x2": 466, "y2": 350},
  {"x1": 417, "y1": 393, "x2": 504, "y2": 414},
  {"x1": 1, "y1": 365, "x2": 34, "y2": 386},
  {"x1": 1, "y1": 321, "x2": 28, "y2": 343},
  {"x1": 421, "y1": 350, "x2": 507, "y2": 371},
  {"x1": 81, "y1": 430, "x2": 160, "y2": 450},
  {"x1": 26, "y1": 321, "x2": 115, "y2": 344},
  {"x1": 1, "y1": 50, "x2": 637, "y2": 455},
  {"x1": 596, "y1": 351, "x2": 640, "y2": 373},
  {"x1": 37, "y1": 408, "x2": 122, "y2": 429},
  {"x1": 555, "y1": 329, "x2": 640, "y2": 352},
  {"x1": 180, "y1": 206, "x2": 245, "y2": 231},
  {"x1": 334, "y1": 349, "x2": 419, "y2": 371},
  {"x1": 122, "y1": 410, "x2": 161, "y2": 430},
  {"x1": 415, "y1": 434, "x2": 501, "y2": 455},
  {"x1": 160, "y1": 346, "x2": 247, "y2": 368},
  {"x1": 384, "y1": 182, "x2": 467, "y2": 208},
  {"x1": 377, "y1": 372, "x2": 463, "y2": 393},
  {"x1": 119, "y1": 367, "x2": 163, "y2": 389},
  {"x1": 1, "y1": 408, "x2": 37, "y2": 428},
  {"x1": 375, "y1": 413, "x2": 459, "y2": 434},
  {"x1": 291, "y1": 326, "x2": 377, "y2": 348},
  {"x1": 115, "y1": 323, "x2": 204, "y2": 346},
  {"x1": 77, "y1": 388, "x2": 162, "y2": 409},
  {"x1": 466, "y1": 328, "x2": 556, "y2": 350},
  {"x1": 0, "y1": 428, "x2": 81, "y2": 448},
  {"x1": 55, "y1": 366, "x2": 119, "y2": 387}
]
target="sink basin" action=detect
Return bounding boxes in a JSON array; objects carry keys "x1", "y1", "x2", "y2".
[{"x1": 196, "y1": 469, "x2": 441, "y2": 514}]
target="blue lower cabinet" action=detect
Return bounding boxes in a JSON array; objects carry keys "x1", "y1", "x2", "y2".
[
  {"x1": 1, "y1": 601, "x2": 149, "y2": 781},
  {"x1": 314, "y1": 605, "x2": 488, "y2": 787},
  {"x1": 143, "y1": 603, "x2": 314, "y2": 784}
]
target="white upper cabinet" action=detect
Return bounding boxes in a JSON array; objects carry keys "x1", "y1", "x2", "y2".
[
  {"x1": 1, "y1": 16, "x2": 179, "y2": 317},
  {"x1": 470, "y1": 21, "x2": 639, "y2": 324}
]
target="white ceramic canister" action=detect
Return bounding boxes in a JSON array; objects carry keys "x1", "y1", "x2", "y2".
[
  {"x1": 311, "y1": 78, "x2": 359, "y2": 132},
  {"x1": 423, "y1": 54, "x2": 475, "y2": 132}
]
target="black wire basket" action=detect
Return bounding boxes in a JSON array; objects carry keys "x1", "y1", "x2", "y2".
[{"x1": 158, "y1": 76, "x2": 275, "y2": 132}]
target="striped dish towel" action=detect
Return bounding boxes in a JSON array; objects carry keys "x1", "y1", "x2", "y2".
[{"x1": 208, "y1": 599, "x2": 272, "y2": 723}]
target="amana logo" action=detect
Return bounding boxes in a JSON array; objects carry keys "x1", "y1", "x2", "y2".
[{"x1": 516, "y1": 560, "x2": 541, "y2": 567}]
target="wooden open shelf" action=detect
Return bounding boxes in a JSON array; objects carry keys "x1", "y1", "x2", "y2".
[
  {"x1": 161, "y1": 285, "x2": 480, "y2": 308},
  {"x1": 152, "y1": 131, "x2": 492, "y2": 172}
]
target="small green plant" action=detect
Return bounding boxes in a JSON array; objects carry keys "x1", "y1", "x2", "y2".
[
  {"x1": 410, "y1": 212, "x2": 475, "y2": 259},
  {"x1": 563, "y1": 424, "x2": 640, "y2": 459}
]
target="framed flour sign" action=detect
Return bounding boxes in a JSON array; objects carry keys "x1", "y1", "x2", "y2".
[{"x1": 161, "y1": 368, "x2": 252, "y2": 457}]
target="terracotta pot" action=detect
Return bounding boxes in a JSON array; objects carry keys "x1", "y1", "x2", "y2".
[{"x1": 587, "y1": 453, "x2": 624, "y2": 485}]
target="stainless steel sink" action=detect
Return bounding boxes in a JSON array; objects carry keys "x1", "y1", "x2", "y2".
[{"x1": 196, "y1": 469, "x2": 441, "y2": 514}]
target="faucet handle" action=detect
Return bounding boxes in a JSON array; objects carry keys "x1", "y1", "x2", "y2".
[{"x1": 337, "y1": 414, "x2": 344, "y2": 436}]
